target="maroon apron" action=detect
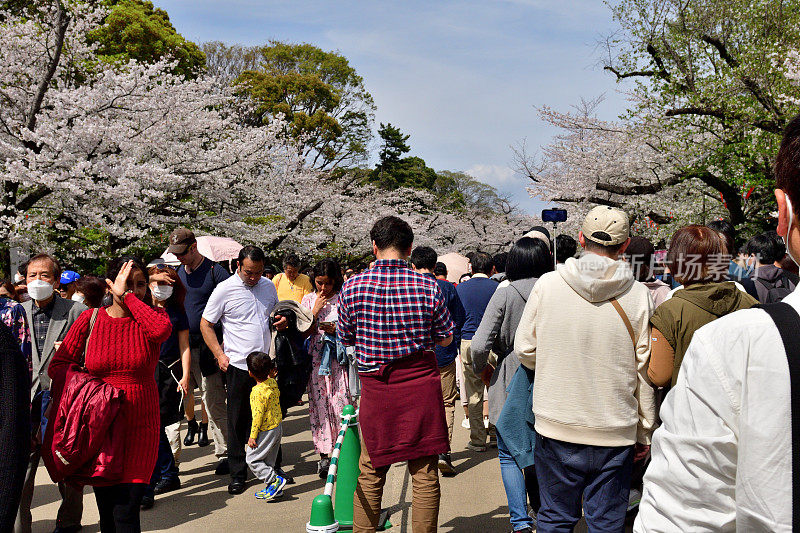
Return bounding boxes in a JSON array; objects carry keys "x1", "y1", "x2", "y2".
[{"x1": 358, "y1": 350, "x2": 449, "y2": 469}]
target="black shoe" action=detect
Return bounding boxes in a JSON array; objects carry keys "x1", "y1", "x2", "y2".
[
  {"x1": 197, "y1": 422, "x2": 210, "y2": 447},
  {"x1": 317, "y1": 457, "x2": 330, "y2": 479},
  {"x1": 438, "y1": 453, "x2": 457, "y2": 477},
  {"x1": 228, "y1": 480, "x2": 246, "y2": 494},
  {"x1": 513, "y1": 528, "x2": 532, "y2": 533},
  {"x1": 140, "y1": 495, "x2": 154, "y2": 510},
  {"x1": 276, "y1": 467, "x2": 294, "y2": 484},
  {"x1": 153, "y1": 477, "x2": 181, "y2": 495},
  {"x1": 215, "y1": 458, "x2": 230, "y2": 475},
  {"x1": 184, "y1": 419, "x2": 199, "y2": 446},
  {"x1": 53, "y1": 527, "x2": 82, "y2": 533}
]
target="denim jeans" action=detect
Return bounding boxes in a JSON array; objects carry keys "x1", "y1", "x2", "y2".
[
  {"x1": 496, "y1": 430, "x2": 535, "y2": 532},
  {"x1": 534, "y1": 433, "x2": 633, "y2": 533},
  {"x1": 146, "y1": 427, "x2": 179, "y2": 497}
]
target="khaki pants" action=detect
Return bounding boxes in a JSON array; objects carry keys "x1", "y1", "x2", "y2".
[
  {"x1": 15, "y1": 446, "x2": 83, "y2": 533},
  {"x1": 186, "y1": 348, "x2": 228, "y2": 458},
  {"x1": 459, "y1": 340, "x2": 486, "y2": 447},
  {"x1": 439, "y1": 361, "x2": 457, "y2": 445},
  {"x1": 353, "y1": 439, "x2": 440, "y2": 533}
]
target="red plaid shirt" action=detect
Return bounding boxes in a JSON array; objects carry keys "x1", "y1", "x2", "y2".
[{"x1": 337, "y1": 259, "x2": 454, "y2": 372}]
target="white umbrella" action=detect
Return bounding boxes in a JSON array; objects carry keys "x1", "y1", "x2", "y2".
[
  {"x1": 439, "y1": 252, "x2": 470, "y2": 284},
  {"x1": 162, "y1": 235, "x2": 244, "y2": 263}
]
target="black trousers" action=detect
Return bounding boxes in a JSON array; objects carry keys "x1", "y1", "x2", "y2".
[
  {"x1": 226, "y1": 365, "x2": 255, "y2": 482},
  {"x1": 93, "y1": 483, "x2": 146, "y2": 533}
]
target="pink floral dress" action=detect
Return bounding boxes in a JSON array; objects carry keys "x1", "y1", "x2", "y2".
[{"x1": 301, "y1": 292, "x2": 351, "y2": 455}]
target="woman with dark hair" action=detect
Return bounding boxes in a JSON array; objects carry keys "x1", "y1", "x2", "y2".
[
  {"x1": 648, "y1": 226, "x2": 758, "y2": 387},
  {"x1": 471, "y1": 237, "x2": 553, "y2": 533},
  {"x1": 0, "y1": 279, "x2": 16, "y2": 300},
  {"x1": 73, "y1": 275, "x2": 107, "y2": 308},
  {"x1": 140, "y1": 264, "x2": 191, "y2": 509},
  {"x1": 48, "y1": 258, "x2": 172, "y2": 532},
  {"x1": 300, "y1": 259, "x2": 350, "y2": 478}
]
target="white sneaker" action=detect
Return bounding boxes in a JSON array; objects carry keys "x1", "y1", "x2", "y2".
[{"x1": 461, "y1": 417, "x2": 470, "y2": 429}]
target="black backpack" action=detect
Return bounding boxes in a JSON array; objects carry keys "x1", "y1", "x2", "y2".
[{"x1": 755, "y1": 274, "x2": 795, "y2": 303}]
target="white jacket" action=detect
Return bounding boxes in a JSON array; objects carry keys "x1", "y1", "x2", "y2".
[
  {"x1": 514, "y1": 253, "x2": 656, "y2": 446},
  {"x1": 634, "y1": 288, "x2": 796, "y2": 532}
]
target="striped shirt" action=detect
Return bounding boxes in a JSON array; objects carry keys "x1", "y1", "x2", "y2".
[{"x1": 337, "y1": 259, "x2": 454, "y2": 373}]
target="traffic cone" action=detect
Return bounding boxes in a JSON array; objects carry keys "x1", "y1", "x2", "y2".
[
  {"x1": 306, "y1": 494, "x2": 338, "y2": 533},
  {"x1": 334, "y1": 405, "x2": 360, "y2": 527}
]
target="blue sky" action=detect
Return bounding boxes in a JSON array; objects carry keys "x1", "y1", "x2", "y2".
[{"x1": 154, "y1": 0, "x2": 630, "y2": 215}]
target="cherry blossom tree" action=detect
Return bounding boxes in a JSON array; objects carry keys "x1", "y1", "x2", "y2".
[
  {"x1": 0, "y1": 1, "x2": 303, "y2": 272},
  {"x1": 519, "y1": 0, "x2": 800, "y2": 242},
  {"x1": 0, "y1": 1, "x2": 531, "y2": 273}
]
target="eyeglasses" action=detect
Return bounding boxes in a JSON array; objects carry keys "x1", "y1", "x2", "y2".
[{"x1": 148, "y1": 263, "x2": 176, "y2": 271}]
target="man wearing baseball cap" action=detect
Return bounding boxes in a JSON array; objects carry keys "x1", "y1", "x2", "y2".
[
  {"x1": 169, "y1": 228, "x2": 231, "y2": 476},
  {"x1": 514, "y1": 206, "x2": 656, "y2": 532},
  {"x1": 58, "y1": 270, "x2": 80, "y2": 301}
]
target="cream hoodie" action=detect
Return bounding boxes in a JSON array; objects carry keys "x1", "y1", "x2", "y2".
[{"x1": 514, "y1": 252, "x2": 656, "y2": 446}]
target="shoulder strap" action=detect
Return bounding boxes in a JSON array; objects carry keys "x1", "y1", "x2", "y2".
[
  {"x1": 757, "y1": 302, "x2": 800, "y2": 532},
  {"x1": 210, "y1": 262, "x2": 224, "y2": 287},
  {"x1": 80, "y1": 308, "x2": 100, "y2": 368},
  {"x1": 609, "y1": 297, "x2": 636, "y2": 350}
]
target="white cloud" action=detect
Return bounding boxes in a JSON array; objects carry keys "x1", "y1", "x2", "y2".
[{"x1": 466, "y1": 164, "x2": 518, "y2": 186}]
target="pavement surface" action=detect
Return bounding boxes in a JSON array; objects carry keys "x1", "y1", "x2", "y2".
[{"x1": 31, "y1": 399, "x2": 630, "y2": 532}]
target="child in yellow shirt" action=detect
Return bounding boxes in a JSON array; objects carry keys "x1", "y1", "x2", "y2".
[{"x1": 245, "y1": 351, "x2": 284, "y2": 500}]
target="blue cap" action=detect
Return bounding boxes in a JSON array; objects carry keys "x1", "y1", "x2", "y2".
[{"x1": 60, "y1": 270, "x2": 80, "y2": 285}]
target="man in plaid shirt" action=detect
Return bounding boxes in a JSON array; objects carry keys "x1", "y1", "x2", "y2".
[{"x1": 338, "y1": 216, "x2": 454, "y2": 533}]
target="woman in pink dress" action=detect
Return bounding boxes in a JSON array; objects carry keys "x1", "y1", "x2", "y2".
[{"x1": 301, "y1": 259, "x2": 351, "y2": 478}]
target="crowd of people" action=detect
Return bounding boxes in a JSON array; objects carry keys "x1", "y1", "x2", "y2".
[{"x1": 2, "y1": 120, "x2": 800, "y2": 533}]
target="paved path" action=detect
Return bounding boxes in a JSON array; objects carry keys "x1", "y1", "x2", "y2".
[
  {"x1": 31, "y1": 401, "x2": 631, "y2": 532},
  {"x1": 32, "y1": 402, "x2": 519, "y2": 532}
]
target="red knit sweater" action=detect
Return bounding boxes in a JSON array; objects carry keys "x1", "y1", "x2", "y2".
[{"x1": 49, "y1": 294, "x2": 172, "y2": 484}]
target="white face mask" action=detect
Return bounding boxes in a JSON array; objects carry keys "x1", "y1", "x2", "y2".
[
  {"x1": 784, "y1": 195, "x2": 800, "y2": 267},
  {"x1": 151, "y1": 285, "x2": 174, "y2": 302},
  {"x1": 71, "y1": 293, "x2": 86, "y2": 304},
  {"x1": 27, "y1": 279, "x2": 54, "y2": 302},
  {"x1": 13, "y1": 273, "x2": 24, "y2": 284}
]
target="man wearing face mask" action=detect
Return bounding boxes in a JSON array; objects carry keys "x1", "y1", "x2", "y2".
[
  {"x1": 16, "y1": 254, "x2": 87, "y2": 533},
  {"x1": 200, "y1": 245, "x2": 287, "y2": 495},
  {"x1": 634, "y1": 116, "x2": 800, "y2": 532}
]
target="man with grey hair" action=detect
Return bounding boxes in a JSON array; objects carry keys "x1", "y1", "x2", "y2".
[{"x1": 16, "y1": 253, "x2": 87, "y2": 533}]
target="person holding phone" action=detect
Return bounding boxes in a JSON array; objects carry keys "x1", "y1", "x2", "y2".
[{"x1": 300, "y1": 259, "x2": 351, "y2": 478}]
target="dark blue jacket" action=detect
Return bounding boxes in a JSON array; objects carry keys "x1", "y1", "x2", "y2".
[
  {"x1": 432, "y1": 276, "x2": 465, "y2": 367},
  {"x1": 456, "y1": 276, "x2": 498, "y2": 340}
]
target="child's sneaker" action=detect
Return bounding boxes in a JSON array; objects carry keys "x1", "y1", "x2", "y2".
[{"x1": 255, "y1": 475, "x2": 286, "y2": 501}]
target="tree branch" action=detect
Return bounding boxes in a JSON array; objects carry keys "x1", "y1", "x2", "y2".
[
  {"x1": 595, "y1": 173, "x2": 685, "y2": 195},
  {"x1": 604, "y1": 66, "x2": 655, "y2": 80},
  {"x1": 27, "y1": 2, "x2": 69, "y2": 132},
  {"x1": 17, "y1": 186, "x2": 52, "y2": 212},
  {"x1": 701, "y1": 33, "x2": 783, "y2": 118},
  {"x1": 665, "y1": 107, "x2": 784, "y2": 133},
  {"x1": 267, "y1": 199, "x2": 325, "y2": 249}
]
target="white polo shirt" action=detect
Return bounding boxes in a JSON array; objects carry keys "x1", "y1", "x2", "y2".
[{"x1": 202, "y1": 273, "x2": 279, "y2": 371}]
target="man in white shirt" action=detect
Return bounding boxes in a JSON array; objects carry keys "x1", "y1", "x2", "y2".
[
  {"x1": 635, "y1": 115, "x2": 800, "y2": 532},
  {"x1": 201, "y1": 245, "x2": 284, "y2": 495}
]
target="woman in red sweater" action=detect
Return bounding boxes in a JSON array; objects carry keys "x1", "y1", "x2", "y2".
[{"x1": 49, "y1": 258, "x2": 172, "y2": 533}]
